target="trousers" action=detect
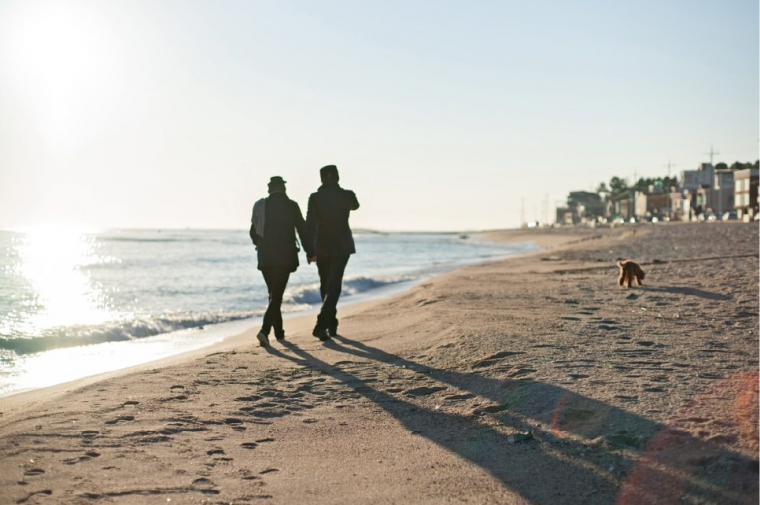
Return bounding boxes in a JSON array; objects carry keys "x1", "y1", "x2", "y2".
[
  {"x1": 261, "y1": 266, "x2": 290, "y2": 336},
  {"x1": 316, "y1": 255, "x2": 350, "y2": 331}
]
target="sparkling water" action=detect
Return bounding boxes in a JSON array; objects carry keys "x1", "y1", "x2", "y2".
[{"x1": 0, "y1": 229, "x2": 537, "y2": 395}]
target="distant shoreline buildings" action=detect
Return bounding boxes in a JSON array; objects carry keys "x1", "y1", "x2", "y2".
[{"x1": 554, "y1": 160, "x2": 759, "y2": 226}]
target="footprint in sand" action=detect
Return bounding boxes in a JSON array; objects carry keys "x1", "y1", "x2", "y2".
[
  {"x1": 614, "y1": 395, "x2": 639, "y2": 402},
  {"x1": 80, "y1": 430, "x2": 99, "y2": 438},
  {"x1": 403, "y1": 386, "x2": 447, "y2": 397},
  {"x1": 240, "y1": 443, "x2": 258, "y2": 449},
  {"x1": 170, "y1": 385, "x2": 185, "y2": 391},
  {"x1": 507, "y1": 368, "x2": 536, "y2": 378},
  {"x1": 483, "y1": 404, "x2": 510, "y2": 413},
  {"x1": 698, "y1": 372, "x2": 724, "y2": 380},
  {"x1": 444, "y1": 393, "x2": 475, "y2": 401},
  {"x1": 207, "y1": 449, "x2": 225, "y2": 456},
  {"x1": 63, "y1": 452, "x2": 100, "y2": 465},
  {"x1": 122, "y1": 401, "x2": 140, "y2": 407},
  {"x1": 472, "y1": 351, "x2": 526, "y2": 369},
  {"x1": 260, "y1": 468, "x2": 279, "y2": 475},
  {"x1": 567, "y1": 373, "x2": 590, "y2": 380},
  {"x1": 105, "y1": 415, "x2": 134, "y2": 425},
  {"x1": 235, "y1": 395, "x2": 263, "y2": 402},
  {"x1": 17, "y1": 490, "x2": 52, "y2": 503},
  {"x1": 643, "y1": 386, "x2": 666, "y2": 393},
  {"x1": 161, "y1": 395, "x2": 188, "y2": 402},
  {"x1": 23, "y1": 468, "x2": 45, "y2": 477},
  {"x1": 239, "y1": 471, "x2": 261, "y2": 481},
  {"x1": 191, "y1": 477, "x2": 221, "y2": 494},
  {"x1": 606, "y1": 432, "x2": 643, "y2": 448}
]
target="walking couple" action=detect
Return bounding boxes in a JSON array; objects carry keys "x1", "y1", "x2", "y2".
[{"x1": 249, "y1": 165, "x2": 359, "y2": 347}]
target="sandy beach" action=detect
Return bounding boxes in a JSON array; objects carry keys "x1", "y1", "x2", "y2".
[{"x1": 0, "y1": 222, "x2": 757, "y2": 504}]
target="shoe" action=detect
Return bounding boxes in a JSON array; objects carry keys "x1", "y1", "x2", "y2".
[
  {"x1": 312, "y1": 326, "x2": 330, "y2": 342},
  {"x1": 274, "y1": 331, "x2": 286, "y2": 341},
  {"x1": 328, "y1": 321, "x2": 338, "y2": 337},
  {"x1": 256, "y1": 331, "x2": 270, "y2": 347}
]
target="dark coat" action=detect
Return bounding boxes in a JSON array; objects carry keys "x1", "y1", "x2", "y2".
[
  {"x1": 250, "y1": 193, "x2": 312, "y2": 272},
  {"x1": 306, "y1": 182, "x2": 360, "y2": 257}
]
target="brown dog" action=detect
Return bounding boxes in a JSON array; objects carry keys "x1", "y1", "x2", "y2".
[{"x1": 617, "y1": 260, "x2": 645, "y2": 288}]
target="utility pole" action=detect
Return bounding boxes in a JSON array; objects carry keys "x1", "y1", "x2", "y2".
[
  {"x1": 541, "y1": 193, "x2": 549, "y2": 226},
  {"x1": 664, "y1": 159, "x2": 676, "y2": 220},
  {"x1": 704, "y1": 145, "x2": 720, "y2": 166}
]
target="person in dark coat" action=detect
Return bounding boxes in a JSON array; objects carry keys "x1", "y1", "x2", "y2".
[
  {"x1": 306, "y1": 165, "x2": 360, "y2": 340},
  {"x1": 250, "y1": 176, "x2": 312, "y2": 347}
]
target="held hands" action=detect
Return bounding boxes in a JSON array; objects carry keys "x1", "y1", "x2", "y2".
[{"x1": 307, "y1": 255, "x2": 317, "y2": 265}]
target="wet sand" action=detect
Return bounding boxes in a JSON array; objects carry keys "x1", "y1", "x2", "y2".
[{"x1": 0, "y1": 222, "x2": 757, "y2": 504}]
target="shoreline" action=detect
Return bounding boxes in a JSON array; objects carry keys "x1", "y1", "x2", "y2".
[
  {"x1": 0, "y1": 229, "x2": 576, "y2": 404},
  {"x1": 1, "y1": 223, "x2": 754, "y2": 504}
]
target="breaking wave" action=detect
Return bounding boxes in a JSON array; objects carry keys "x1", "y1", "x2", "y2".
[
  {"x1": 0, "y1": 311, "x2": 255, "y2": 355},
  {"x1": 283, "y1": 275, "x2": 413, "y2": 307},
  {"x1": 0, "y1": 275, "x2": 413, "y2": 356}
]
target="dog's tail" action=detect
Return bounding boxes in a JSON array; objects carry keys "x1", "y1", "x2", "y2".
[{"x1": 617, "y1": 261, "x2": 625, "y2": 267}]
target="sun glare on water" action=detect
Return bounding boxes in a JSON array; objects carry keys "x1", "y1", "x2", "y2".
[{"x1": 15, "y1": 225, "x2": 117, "y2": 332}]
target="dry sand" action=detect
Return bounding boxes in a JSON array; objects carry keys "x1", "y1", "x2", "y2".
[{"x1": 0, "y1": 222, "x2": 757, "y2": 504}]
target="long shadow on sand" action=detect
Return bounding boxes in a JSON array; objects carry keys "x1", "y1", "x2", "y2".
[
  {"x1": 266, "y1": 335, "x2": 757, "y2": 504},
  {"x1": 643, "y1": 285, "x2": 731, "y2": 301}
]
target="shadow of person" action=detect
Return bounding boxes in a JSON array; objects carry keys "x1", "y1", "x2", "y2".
[{"x1": 266, "y1": 336, "x2": 757, "y2": 504}]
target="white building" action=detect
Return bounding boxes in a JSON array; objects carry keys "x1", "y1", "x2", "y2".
[{"x1": 734, "y1": 168, "x2": 759, "y2": 220}]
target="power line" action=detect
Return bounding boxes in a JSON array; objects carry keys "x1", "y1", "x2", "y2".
[{"x1": 704, "y1": 145, "x2": 720, "y2": 165}]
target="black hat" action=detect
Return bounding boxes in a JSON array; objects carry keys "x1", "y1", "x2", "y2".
[
  {"x1": 320, "y1": 165, "x2": 338, "y2": 181},
  {"x1": 268, "y1": 176, "x2": 286, "y2": 187}
]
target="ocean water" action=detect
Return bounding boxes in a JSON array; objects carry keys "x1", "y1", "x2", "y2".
[{"x1": 0, "y1": 229, "x2": 537, "y2": 395}]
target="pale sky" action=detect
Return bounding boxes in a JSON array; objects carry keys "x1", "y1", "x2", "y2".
[{"x1": 0, "y1": 0, "x2": 757, "y2": 231}]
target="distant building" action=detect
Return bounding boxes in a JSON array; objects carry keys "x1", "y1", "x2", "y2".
[
  {"x1": 734, "y1": 168, "x2": 759, "y2": 220},
  {"x1": 560, "y1": 191, "x2": 604, "y2": 224},
  {"x1": 640, "y1": 192, "x2": 669, "y2": 218},
  {"x1": 609, "y1": 189, "x2": 637, "y2": 220},
  {"x1": 680, "y1": 163, "x2": 715, "y2": 192},
  {"x1": 679, "y1": 163, "x2": 735, "y2": 217},
  {"x1": 555, "y1": 207, "x2": 573, "y2": 225},
  {"x1": 713, "y1": 169, "x2": 735, "y2": 215},
  {"x1": 695, "y1": 169, "x2": 734, "y2": 216},
  {"x1": 668, "y1": 190, "x2": 692, "y2": 221}
]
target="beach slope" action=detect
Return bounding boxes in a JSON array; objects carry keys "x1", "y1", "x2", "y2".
[{"x1": 0, "y1": 223, "x2": 757, "y2": 504}]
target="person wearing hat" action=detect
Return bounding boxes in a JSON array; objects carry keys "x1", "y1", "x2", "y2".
[
  {"x1": 306, "y1": 165, "x2": 360, "y2": 341},
  {"x1": 250, "y1": 176, "x2": 313, "y2": 347}
]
